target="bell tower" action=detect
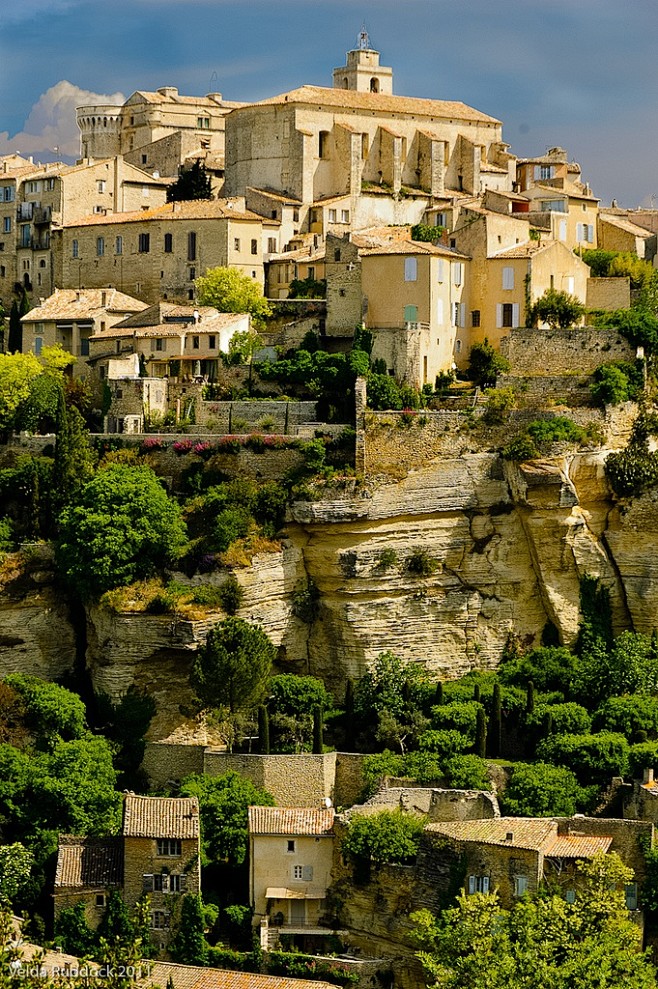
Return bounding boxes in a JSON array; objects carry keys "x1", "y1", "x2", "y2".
[{"x1": 332, "y1": 28, "x2": 394, "y2": 95}]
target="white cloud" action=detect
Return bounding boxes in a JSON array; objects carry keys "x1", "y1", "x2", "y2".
[{"x1": 0, "y1": 81, "x2": 125, "y2": 159}]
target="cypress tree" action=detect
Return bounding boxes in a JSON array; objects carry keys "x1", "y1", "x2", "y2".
[
  {"x1": 313, "y1": 707, "x2": 324, "y2": 754},
  {"x1": 473, "y1": 684, "x2": 481, "y2": 703},
  {"x1": 169, "y1": 894, "x2": 208, "y2": 965},
  {"x1": 475, "y1": 707, "x2": 487, "y2": 759},
  {"x1": 344, "y1": 678, "x2": 356, "y2": 750},
  {"x1": 434, "y1": 681, "x2": 444, "y2": 705},
  {"x1": 7, "y1": 299, "x2": 22, "y2": 353},
  {"x1": 542, "y1": 711, "x2": 554, "y2": 739},
  {"x1": 489, "y1": 682, "x2": 502, "y2": 758},
  {"x1": 526, "y1": 680, "x2": 536, "y2": 715},
  {"x1": 258, "y1": 705, "x2": 270, "y2": 755}
]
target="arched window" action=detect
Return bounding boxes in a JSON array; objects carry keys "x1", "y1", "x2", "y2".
[
  {"x1": 370, "y1": 77, "x2": 380, "y2": 93},
  {"x1": 319, "y1": 131, "x2": 330, "y2": 159}
]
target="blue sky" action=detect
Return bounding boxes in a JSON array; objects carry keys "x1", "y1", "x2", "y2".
[{"x1": 1, "y1": 0, "x2": 657, "y2": 207}]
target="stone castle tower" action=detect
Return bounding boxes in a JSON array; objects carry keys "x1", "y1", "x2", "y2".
[{"x1": 332, "y1": 29, "x2": 394, "y2": 94}]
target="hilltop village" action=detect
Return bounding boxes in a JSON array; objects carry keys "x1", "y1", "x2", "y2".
[{"x1": 4, "y1": 33, "x2": 658, "y2": 989}]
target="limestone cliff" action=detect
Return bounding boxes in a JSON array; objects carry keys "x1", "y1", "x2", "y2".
[{"x1": 4, "y1": 438, "x2": 658, "y2": 735}]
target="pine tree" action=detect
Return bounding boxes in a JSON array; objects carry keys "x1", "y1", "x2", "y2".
[
  {"x1": 53, "y1": 385, "x2": 94, "y2": 514},
  {"x1": 488, "y1": 682, "x2": 502, "y2": 758},
  {"x1": 98, "y1": 889, "x2": 133, "y2": 944},
  {"x1": 258, "y1": 705, "x2": 270, "y2": 754},
  {"x1": 434, "y1": 681, "x2": 444, "y2": 705},
  {"x1": 475, "y1": 707, "x2": 487, "y2": 759},
  {"x1": 166, "y1": 160, "x2": 212, "y2": 202},
  {"x1": 7, "y1": 300, "x2": 22, "y2": 353},
  {"x1": 169, "y1": 894, "x2": 208, "y2": 965},
  {"x1": 313, "y1": 707, "x2": 324, "y2": 754}
]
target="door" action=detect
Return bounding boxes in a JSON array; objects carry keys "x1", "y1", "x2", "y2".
[{"x1": 290, "y1": 900, "x2": 305, "y2": 926}]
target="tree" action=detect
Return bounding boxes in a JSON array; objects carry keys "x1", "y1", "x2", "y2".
[
  {"x1": 3, "y1": 673, "x2": 87, "y2": 750},
  {"x1": 411, "y1": 852, "x2": 657, "y2": 989},
  {"x1": 53, "y1": 384, "x2": 95, "y2": 512},
  {"x1": 190, "y1": 617, "x2": 275, "y2": 714},
  {"x1": 195, "y1": 267, "x2": 271, "y2": 328},
  {"x1": 54, "y1": 900, "x2": 97, "y2": 956},
  {"x1": 179, "y1": 771, "x2": 274, "y2": 868},
  {"x1": 7, "y1": 299, "x2": 23, "y2": 353},
  {"x1": 170, "y1": 893, "x2": 208, "y2": 965},
  {"x1": 341, "y1": 810, "x2": 426, "y2": 867},
  {"x1": 536, "y1": 732, "x2": 630, "y2": 786},
  {"x1": 467, "y1": 338, "x2": 510, "y2": 388},
  {"x1": 0, "y1": 843, "x2": 33, "y2": 907},
  {"x1": 0, "y1": 352, "x2": 42, "y2": 433},
  {"x1": 97, "y1": 889, "x2": 133, "y2": 944},
  {"x1": 529, "y1": 288, "x2": 585, "y2": 329},
  {"x1": 501, "y1": 762, "x2": 587, "y2": 817},
  {"x1": 166, "y1": 159, "x2": 212, "y2": 202},
  {"x1": 56, "y1": 464, "x2": 187, "y2": 599}
]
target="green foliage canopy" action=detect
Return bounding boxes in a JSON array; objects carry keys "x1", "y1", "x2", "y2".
[
  {"x1": 190, "y1": 617, "x2": 275, "y2": 714},
  {"x1": 195, "y1": 267, "x2": 271, "y2": 328}
]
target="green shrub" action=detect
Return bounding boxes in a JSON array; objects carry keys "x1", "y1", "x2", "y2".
[
  {"x1": 430, "y1": 701, "x2": 485, "y2": 745},
  {"x1": 501, "y1": 762, "x2": 587, "y2": 816},
  {"x1": 214, "y1": 506, "x2": 253, "y2": 551},
  {"x1": 0, "y1": 518, "x2": 13, "y2": 554},
  {"x1": 468, "y1": 338, "x2": 510, "y2": 388},
  {"x1": 628, "y1": 742, "x2": 658, "y2": 779},
  {"x1": 498, "y1": 645, "x2": 580, "y2": 695},
  {"x1": 217, "y1": 574, "x2": 244, "y2": 615},
  {"x1": 593, "y1": 695, "x2": 658, "y2": 739},
  {"x1": 526, "y1": 702, "x2": 591, "y2": 736},
  {"x1": 605, "y1": 442, "x2": 658, "y2": 497},
  {"x1": 361, "y1": 751, "x2": 405, "y2": 797},
  {"x1": 442, "y1": 754, "x2": 490, "y2": 790},
  {"x1": 536, "y1": 731, "x2": 630, "y2": 785},
  {"x1": 483, "y1": 387, "x2": 515, "y2": 424},
  {"x1": 526, "y1": 417, "x2": 587, "y2": 446},
  {"x1": 417, "y1": 729, "x2": 471, "y2": 757},
  {"x1": 502, "y1": 435, "x2": 540, "y2": 461},
  {"x1": 591, "y1": 361, "x2": 643, "y2": 407},
  {"x1": 407, "y1": 548, "x2": 439, "y2": 576},
  {"x1": 528, "y1": 288, "x2": 585, "y2": 329},
  {"x1": 342, "y1": 810, "x2": 425, "y2": 866}
]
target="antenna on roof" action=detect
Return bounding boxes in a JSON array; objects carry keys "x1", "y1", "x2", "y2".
[{"x1": 357, "y1": 23, "x2": 370, "y2": 50}]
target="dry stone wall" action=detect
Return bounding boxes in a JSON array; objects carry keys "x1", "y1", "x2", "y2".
[{"x1": 500, "y1": 326, "x2": 634, "y2": 375}]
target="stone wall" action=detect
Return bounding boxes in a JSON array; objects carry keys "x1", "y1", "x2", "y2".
[
  {"x1": 142, "y1": 741, "x2": 205, "y2": 788},
  {"x1": 203, "y1": 751, "x2": 337, "y2": 806},
  {"x1": 364, "y1": 786, "x2": 500, "y2": 821},
  {"x1": 587, "y1": 276, "x2": 631, "y2": 311},
  {"x1": 496, "y1": 373, "x2": 595, "y2": 408},
  {"x1": 500, "y1": 326, "x2": 634, "y2": 375},
  {"x1": 195, "y1": 399, "x2": 319, "y2": 433}
]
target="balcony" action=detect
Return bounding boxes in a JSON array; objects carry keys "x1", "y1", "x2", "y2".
[
  {"x1": 17, "y1": 203, "x2": 35, "y2": 221},
  {"x1": 31, "y1": 236, "x2": 50, "y2": 250},
  {"x1": 33, "y1": 206, "x2": 52, "y2": 225}
]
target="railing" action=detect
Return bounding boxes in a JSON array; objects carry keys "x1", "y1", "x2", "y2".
[{"x1": 33, "y1": 206, "x2": 52, "y2": 224}]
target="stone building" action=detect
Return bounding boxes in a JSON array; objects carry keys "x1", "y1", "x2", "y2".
[
  {"x1": 248, "y1": 806, "x2": 337, "y2": 952},
  {"x1": 76, "y1": 87, "x2": 244, "y2": 181},
  {"x1": 0, "y1": 154, "x2": 168, "y2": 309},
  {"x1": 52, "y1": 198, "x2": 272, "y2": 304},
  {"x1": 19, "y1": 287, "x2": 146, "y2": 370},
  {"x1": 224, "y1": 42, "x2": 516, "y2": 239},
  {"x1": 54, "y1": 794, "x2": 201, "y2": 951}
]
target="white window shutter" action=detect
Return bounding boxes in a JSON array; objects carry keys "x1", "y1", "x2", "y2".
[
  {"x1": 502, "y1": 266, "x2": 514, "y2": 290},
  {"x1": 496, "y1": 304, "x2": 503, "y2": 329},
  {"x1": 559, "y1": 220, "x2": 567, "y2": 241},
  {"x1": 468, "y1": 876, "x2": 477, "y2": 895},
  {"x1": 481, "y1": 876, "x2": 490, "y2": 893},
  {"x1": 566, "y1": 277, "x2": 574, "y2": 294},
  {"x1": 437, "y1": 259, "x2": 444, "y2": 282},
  {"x1": 512, "y1": 303, "x2": 520, "y2": 327},
  {"x1": 587, "y1": 224, "x2": 594, "y2": 242},
  {"x1": 453, "y1": 262, "x2": 462, "y2": 286},
  {"x1": 534, "y1": 165, "x2": 541, "y2": 180},
  {"x1": 459, "y1": 303, "x2": 466, "y2": 328},
  {"x1": 302, "y1": 865, "x2": 314, "y2": 881},
  {"x1": 404, "y1": 257, "x2": 417, "y2": 281},
  {"x1": 179, "y1": 874, "x2": 188, "y2": 892},
  {"x1": 437, "y1": 298, "x2": 444, "y2": 323}
]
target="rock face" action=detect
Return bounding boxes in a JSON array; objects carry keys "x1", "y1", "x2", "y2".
[{"x1": 6, "y1": 439, "x2": 658, "y2": 734}]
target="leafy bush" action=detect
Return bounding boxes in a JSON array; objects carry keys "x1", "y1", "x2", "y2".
[
  {"x1": 0, "y1": 518, "x2": 14, "y2": 554},
  {"x1": 4, "y1": 673, "x2": 87, "y2": 749},
  {"x1": 341, "y1": 810, "x2": 425, "y2": 866},
  {"x1": 628, "y1": 742, "x2": 658, "y2": 779},
  {"x1": 593, "y1": 695, "x2": 658, "y2": 739},
  {"x1": 483, "y1": 387, "x2": 516, "y2": 424},
  {"x1": 406, "y1": 548, "x2": 439, "y2": 576},
  {"x1": 467, "y1": 338, "x2": 510, "y2": 388},
  {"x1": 217, "y1": 575, "x2": 244, "y2": 615},
  {"x1": 367, "y1": 373, "x2": 404, "y2": 411},
  {"x1": 525, "y1": 702, "x2": 591, "y2": 737},
  {"x1": 502, "y1": 435, "x2": 540, "y2": 461},
  {"x1": 527, "y1": 417, "x2": 587, "y2": 446},
  {"x1": 442, "y1": 754, "x2": 490, "y2": 790},
  {"x1": 536, "y1": 731, "x2": 630, "y2": 785},
  {"x1": 605, "y1": 441, "x2": 658, "y2": 497},
  {"x1": 361, "y1": 751, "x2": 406, "y2": 797},
  {"x1": 591, "y1": 362, "x2": 643, "y2": 407},
  {"x1": 528, "y1": 288, "x2": 585, "y2": 329},
  {"x1": 430, "y1": 701, "x2": 485, "y2": 745},
  {"x1": 417, "y1": 729, "x2": 471, "y2": 757},
  {"x1": 594, "y1": 307, "x2": 658, "y2": 354},
  {"x1": 269, "y1": 674, "x2": 333, "y2": 717},
  {"x1": 498, "y1": 645, "x2": 580, "y2": 695},
  {"x1": 214, "y1": 506, "x2": 253, "y2": 552},
  {"x1": 501, "y1": 762, "x2": 587, "y2": 816}
]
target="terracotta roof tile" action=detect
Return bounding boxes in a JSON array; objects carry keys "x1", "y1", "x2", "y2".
[
  {"x1": 361, "y1": 239, "x2": 469, "y2": 260},
  {"x1": 122, "y1": 795, "x2": 199, "y2": 838},
  {"x1": 246, "y1": 188, "x2": 302, "y2": 205},
  {"x1": 545, "y1": 834, "x2": 613, "y2": 858},
  {"x1": 67, "y1": 199, "x2": 262, "y2": 228},
  {"x1": 599, "y1": 214, "x2": 654, "y2": 238},
  {"x1": 252, "y1": 85, "x2": 500, "y2": 124},
  {"x1": 141, "y1": 962, "x2": 336, "y2": 989},
  {"x1": 490, "y1": 241, "x2": 548, "y2": 259},
  {"x1": 21, "y1": 289, "x2": 147, "y2": 322},
  {"x1": 425, "y1": 818, "x2": 557, "y2": 851},
  {"x1": 248, "y1": 807, "x2": 335, "y2": 836},
  {"x1": 54, "y1": 836, "x2": 123, "y2": 888}
]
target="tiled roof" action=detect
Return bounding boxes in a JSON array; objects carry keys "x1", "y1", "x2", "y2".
[
  {"x1": 21, "y1": 289, "x2": 147, "y2": 322},
  {"x1": 361, "y1": 239, "x2": 469, "y2": 260},
  {"x1": 129, "y1": 90, "x2": 243, "y2": 110},
  {"x1": 248, "y1": 807, "x2": 335, "y2": 836},
  {"x1": 252, "y1": 85, "x2": 501, "y2": 124},
  {"x1": 545, "y1": 834, "x2": 613, "y2": 858},
  {"x1": 122, "y1": 794, "x2": 199, "y2": 839},
  {"x1": 533, "y1": 182, "x2": 598, "y2": 203},
  {"x1": 67, "y1": 199, "x2": 262, "y2": 227},
  {"x1": 141, "y1": 962, "x2": 336, "y2": 989},
  {"x1": 600, "y1": 214, "x2": 654, "y2": 238},
  {"x1": 246, "y1": 188, "x2": 302, "y2": 205},
  {"x1": 54, "y1": 836, "x2": 123, "y2": 888},
  {"x1": 426, "y1": 818, "x2": 557, "y2": 851},
  {"x1": 269, "y1": 246, "x2": 326, "y2": 263},
  {"x1": 112, "y1": 303, "x2": 220, "y2": 328},
  {"x1": 490, "y1": 241, "x2": 548, "y2": 259}
]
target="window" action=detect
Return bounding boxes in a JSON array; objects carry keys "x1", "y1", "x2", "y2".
[
  {"x1": 192, "y1": 335, "x2": 200, "y2": 350},
  {"x1": 208, "y1": 335, "x2": 216, "y2": 349},
  {"x1": 471, "y1": 310, "x2": 481, "y2": 327},
  {"x1": 96, "y1": 236, "x2": 105, "y2": 257},
  {"x1": 565, "y1": 276, "x2": 575, "y2": 294},
  {"x1": 189, "y1": 267, "x2": 196, "y2": 281},
  {"x1": 468, "y1": 876, "x2": 490, "y2": 894},
  {"x1": 625, "y1": 883, "x2": 638, "y2": 911},
  {"x1": 328, "y1": 209, "x2": 337, "y2": 223},
  {"x1": 97, "y1": 180, "x2": 106, "y2": 193},
  {"x1": 197, "y1": 117, "x2": 210, "y2": 129},
  {"x1": 403, "y1": 304, "x2": 418, "y2": 323},
  {"x1": 541, "y1": 199, "x2": 567, "y2": 213},
  {"x1": 34, "y1": 337, "x2": 43, "y2": 356},
  {"x1": 116, "y1": 341, "x2": 122, "y2": 354},
  {"x1": 502, "y1": 266, "x2": 514, "y2": 290},
  {"x1": 72, "y1": 239, "x2": 79, "y2": 258},
  {"x1": 293, "y1": 208, "x2": 299, "y2": 222},
  {"x1": 308, "y1": 266, "x2": 315, "y2": 280},
  {"x1": 404, "y1": 257, "x2": 417, "y2": 281},
  {"x1": 0, "y1": 266, "x2": 5, "y2": 278},
  {"x1": 267, "y1": 238, "x2": 277, "y2": 253},
  {"x1": 455, "y1": 339, "x2": 462, "y2": 354},
  {"x1": 2, "y1": 187, "x2": 14, "y2": 202},
  {"x1": 115, "y1": 236, "x2": 123, "y2": 255},
  {"x1": 20, "y1": 225, "x2": 31, "y2": 248},
  {"x1": 292, "y1": 865, "x2": 313, "y2": 881},
  {"x1": 169, "y1": 874, "x2": 186, "y2": 893},
  {"x1": 319, "y1": 131, "x2": 330, "y2": 158},
  {"x1": 577, "y1": 223, "x2": 594, "y2": 243},
  {"x1": 3, "y1": 217, "x2": 10, "y2": 233},
  {"x1": 156, "y1": 839, "x2": 181, "y2": 857},
  {"x1": 150, "y1": 912, "x2": 169, "y2": 930},
  {"x1": 497, "y1": 303, "x2": 519, "y2": 328},
  {"x1": 142, "y1": 154, "x2": 148, "y2": 165},
  {"x1": 287, "y1": 840, "x2": 296, "y2": 853},
  {"x1": 95, "y1": 894, "x2": 106, "y2": 907},
  {"x1": 334, "y1": 248, "x2": 341, "y2": 262},
  {"x1": 536, "y1": 164, "x2": 554, "y2": 180},
  {"x1": 142, "y1": 186, "x2": 150, "y2": 198},
  {"x1": 565, "y1": 889, "x2": 576, "y2": 905},
  {"x1": 513, "y1": 876, "x2": 528, "y2": 897},
  {"x1": 453, "y1": 262, "x2": 463, "y2": 286},
  {"x1": 453, "y1": 302, "x2": 466, "y2": 327},
  {"x1": 164, "y1": 233, "x2": 173, "y2": 253},
  {"x1": 80, "y1": 337, "x2": 90, "y2": 357},
  {"x1": 234, "y1": 238, "x2": 240, "y2": 251},
  {"x1": 251, "y1": 238, "x2": 258, "y2": 255},
  {"x1": 138, "y1": 233, "x2": 150, "y2": 253},
  {"x1": 188, "y1": 231, "x2": 197, "y2": 261},
  {"x1": 153, "y1": 338, "x2": 165, "y2": 352},
  {"x1": 341, "y1": 209, "x2": 350, "y2": 223}
]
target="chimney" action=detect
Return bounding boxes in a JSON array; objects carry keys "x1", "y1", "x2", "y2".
[{"x1": 644, "y1": 767, "x2": 654, "y2": 785}]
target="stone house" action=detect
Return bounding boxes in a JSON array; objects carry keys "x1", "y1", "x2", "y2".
[
  {"x1": 54, "y1": 794, "x2": 200, "y2": 951},
  {"x1": 248, "y1": 806, "x2": 337, "y2": 952},
  {"x1": 266, "y1": 245, "x2": 326, "y2": 299},
  {"x1": 52, "y1": 198, "x2": 269, "y2": 304},
  {"x1": 598, "y1": 211, "x2": 657, "y2": 261},
  {"x1": 19, "y1": 287, "x2": 147, "y2": 369},
  {"x1": 0, "y1": 154, "x2": 168, "y2": 309},
  {"x1": 422, "y1": 816, "x2": 652, "y2": 911}
]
